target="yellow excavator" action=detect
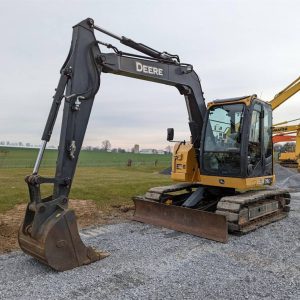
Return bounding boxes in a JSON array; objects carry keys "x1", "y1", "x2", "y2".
[
  {"x1": 270, "y1": 76, "x2": 300, "y2": 170},
  {"x1": 19, "y1": 18, "x2": 293, "y2": 271},
  {"x1": 273, "y1": 120, "x2": 300, "y2": 170}
]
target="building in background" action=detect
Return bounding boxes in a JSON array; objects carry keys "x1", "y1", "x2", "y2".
[
  {"x1": 133, "y1": 144, "x2": 139, "y2": 154},
  {"x1": 140, "y1": 149, "x2": 157, "y2": 154}
]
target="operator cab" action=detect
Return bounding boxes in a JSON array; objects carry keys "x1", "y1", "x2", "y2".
[{"x1": 200, "y1": 95, "x2": 273, "y2": 179}]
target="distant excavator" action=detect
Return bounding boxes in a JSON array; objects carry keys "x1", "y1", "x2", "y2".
[
  {"x1": 273, "y1": 120, "x2": 300, "y2": 170},
  {"x1": 271, "y1": 76, "x2": 300, "y2": 170},
  {"x1": 19, "y1": 18, "x2": 293, "y2": 271},
  {"x1": 278, "y1": 141, "x2": 298, "y2": 168}
]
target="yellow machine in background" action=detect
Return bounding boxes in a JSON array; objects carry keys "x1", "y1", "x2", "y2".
[
  {"x1": 273, "y1": 120, "x2": 300, "y2": 171},
  {"x1": 279, "y1": 146, "x2": 298, "y2": 167},
  {"x1": 269, "y1": 76, "x2": 300, "y2": 171}
]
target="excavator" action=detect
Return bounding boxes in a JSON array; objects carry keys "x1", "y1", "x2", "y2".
[
  {"x1": 273, "y1": 134, "x2": 297, "y2": 164},
  {"x1": 270, "y1": 76, "x2": 300, "y2": 170},
  {"x1": 19, "y1": 18, "x2": 292, "y2": 271},
  {"x1": 278, "y1": 141, "x2": 298, "y2": 168},
  {"x1": 273, "y1": 120, "x2": 300, "y2": 170}
]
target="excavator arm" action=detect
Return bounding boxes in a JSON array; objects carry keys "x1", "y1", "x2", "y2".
[
  {"x1": 269, "y1": 76, "x2": 300, "y2": 110},
  {"x1": 42, "y1": 19, "x2": 206, "y2": 200},
  {"x1": 19, "y1": 18, "x2": 207, "y2": 271}
]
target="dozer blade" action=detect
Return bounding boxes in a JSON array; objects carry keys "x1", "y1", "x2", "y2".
[
  {"x1": 18, "y1": 206, "x2": 109, "y2": 271},
  {"x1": 133, "y1": 197, "x2": 228, "y2": 243}
]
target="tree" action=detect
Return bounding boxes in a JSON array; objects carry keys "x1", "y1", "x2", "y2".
[{"x1": 101, "y1": 140, "x2": 111, "y2": 152}]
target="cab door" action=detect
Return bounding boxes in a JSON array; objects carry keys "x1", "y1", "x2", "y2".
[{"x1": 247, "y1": 102, "x2": 273, "y2": 177}]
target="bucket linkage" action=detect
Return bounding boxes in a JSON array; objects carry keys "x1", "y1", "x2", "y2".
[{"x1": 18, "y1": 172, "x2": 109, "y2": 271}]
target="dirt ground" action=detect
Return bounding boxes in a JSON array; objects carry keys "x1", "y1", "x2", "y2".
[{"x1": 0, "y1": 200, "x2": 134, "y2": 253}]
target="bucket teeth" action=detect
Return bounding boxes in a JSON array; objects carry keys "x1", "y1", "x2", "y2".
[{"x1": 18, "y1": 207, "x2": 109, "y2": 271}]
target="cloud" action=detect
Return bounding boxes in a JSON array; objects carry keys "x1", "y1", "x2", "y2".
[{"x1": 0, "y1": 0, "x2": 300, "y2": 149}]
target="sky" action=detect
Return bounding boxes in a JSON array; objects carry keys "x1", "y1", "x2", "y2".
[{"x1": 0, "y1": 0, "x2": 299, "y2": 150}]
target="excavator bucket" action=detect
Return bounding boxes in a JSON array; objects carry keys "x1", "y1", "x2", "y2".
[
  {"x1": 18, "y1": 204, "x2": 109, "y2": 271},
  {"x1": 133, "y1": 197, "x2": 228, "y2": 242}
]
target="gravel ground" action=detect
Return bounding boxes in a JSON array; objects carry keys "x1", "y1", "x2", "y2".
[
  {"x1": 0, "y1": 192, "x2": 299, "y2": 300},
  {"x1": 275, "y1": 164, "x2": 300, "y2": 189}
]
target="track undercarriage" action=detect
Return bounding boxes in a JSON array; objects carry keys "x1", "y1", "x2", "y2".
[{"x1": 133, "y1": 183, "x2": 291, "y2": 242}]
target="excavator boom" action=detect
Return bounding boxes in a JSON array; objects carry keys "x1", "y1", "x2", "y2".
[{"x1": 269, "y1": 76, "x2": 300, "y2": 110}]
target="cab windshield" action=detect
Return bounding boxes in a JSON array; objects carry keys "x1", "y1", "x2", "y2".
[
  {"x1": 204, "y1": 103, "x2": 244, "y2": 152},
  {"x1": 203, "y1": 103, "x2": 245, "y2": 176}
]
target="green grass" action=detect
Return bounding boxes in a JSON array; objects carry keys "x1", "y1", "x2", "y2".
[
  {"x1": 0, "y1": 147, "x2": 172, "y2": 213},
  {"x1": 0, "y1": 165, "x2": 172, "y2": 213},
  {"x1": 0, "y1": 147, "x2": 171, "y2": 168},
  {"x1": 71, "y1": 166, "x2": 172, "y2": 209}
]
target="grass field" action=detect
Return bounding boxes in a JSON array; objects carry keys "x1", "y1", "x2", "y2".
[
  {"x1": 0, "y1": 147, "x2": 171, "y2": 168},
  {"x1": 0, "y1": 147, "x2": 172, "y2": 213}
]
